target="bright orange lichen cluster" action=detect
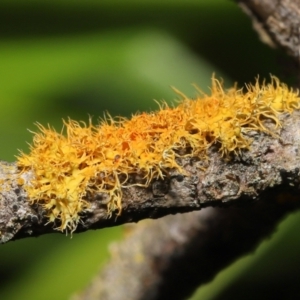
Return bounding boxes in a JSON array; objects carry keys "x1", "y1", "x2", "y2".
[{"x1": 17, "y1": 76, "x2": 300, "y2": 232}]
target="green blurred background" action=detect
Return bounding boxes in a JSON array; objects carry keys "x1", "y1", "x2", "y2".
[{"x1": 1, "y1": 0, "x2": 300, "y2": 299}]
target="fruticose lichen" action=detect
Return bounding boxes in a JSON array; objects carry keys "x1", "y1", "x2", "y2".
[{"x1": 17, "y1": 76, "x2": 300, "y2": 232}]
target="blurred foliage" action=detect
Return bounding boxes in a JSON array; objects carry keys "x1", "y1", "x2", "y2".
[{"x1": 0, "y1": 0, "x2": 299, "y2": 299}]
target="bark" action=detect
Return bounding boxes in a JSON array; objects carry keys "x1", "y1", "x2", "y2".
[
  {"x1": 1, "y1": 1, "x2": 300, "y2": 299},
  {"x1": 238, "y1": 0, "x2": 300, "y2": 64},
  {"x1": 71, "y1": 202, "x2": 299, "y2": 300},
  {"x1": 1, "y1": 111, "x2": 300, "y2": 244},
  {"x1": 71, "y1": 1, "x2": 300, "y2": 299},
  {"x1": 72, "y1": 110, "x2": 300, "y2": 300}
]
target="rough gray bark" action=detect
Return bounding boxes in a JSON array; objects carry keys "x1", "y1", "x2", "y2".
[
  {"x1": 72, "y1": 110, "x2": 300, "y2": 300},
  {"x1": 1, "y1": 111, "x2": 300, "y2": 245},
  {"x1": 1, "y1": 1, "x2": 300, "y2": 299},
  {"x1": 238, "y1": 0, "x2": 300, "y2": 64},
  {"x1": 71, "y1": 1, "x2": 300, "y2": 299}
]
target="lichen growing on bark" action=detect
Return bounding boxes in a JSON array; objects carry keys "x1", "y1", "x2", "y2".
[{"x1": 17, "y1": 76, "x2": 300, "y2": 232}]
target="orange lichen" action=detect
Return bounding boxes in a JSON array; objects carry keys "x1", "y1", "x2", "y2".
[{"x1": 17, "y1": 76, "x2": 300, "y2": 232}]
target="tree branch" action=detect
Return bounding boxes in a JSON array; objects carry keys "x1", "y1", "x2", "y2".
[
  {"x1": 69, "y1": 1, "x2": 300, "y2": 299},
  {"x1": 238, "y1": 0, "x2": 300, "y2": 64},
  {"x1": 1, "y1": 110, "x2": 300, "y2": 244},
  {"x1": 2, "y1": 2, "x2": 300, "y2": 299},
  {"x1": 72, "y1": 201, "x2": 299, "y2": 300}
]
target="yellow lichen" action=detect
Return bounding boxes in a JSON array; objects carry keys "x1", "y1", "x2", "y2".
[
  {"x1": 17, "y1": 178, "x2": 24, "y2": 186},
  {"x1": 17, "y1": 76, "x2": 300, "y2": 232}
]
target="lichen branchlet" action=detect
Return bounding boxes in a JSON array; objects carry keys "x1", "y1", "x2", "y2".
[{"x1": 17, "y1": 76, "x2": 300, "y2": 232}]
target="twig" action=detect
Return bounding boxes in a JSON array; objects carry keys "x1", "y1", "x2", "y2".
[
  {"x1": 238, "y1": 0, "x2": 300, "y2": 64},
  {"x1": 72, "y1": 201, "x2": 299, "y2": 300},
  {"x1": 1, "y1": 111, "x2": 300, "y2": 245}
]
